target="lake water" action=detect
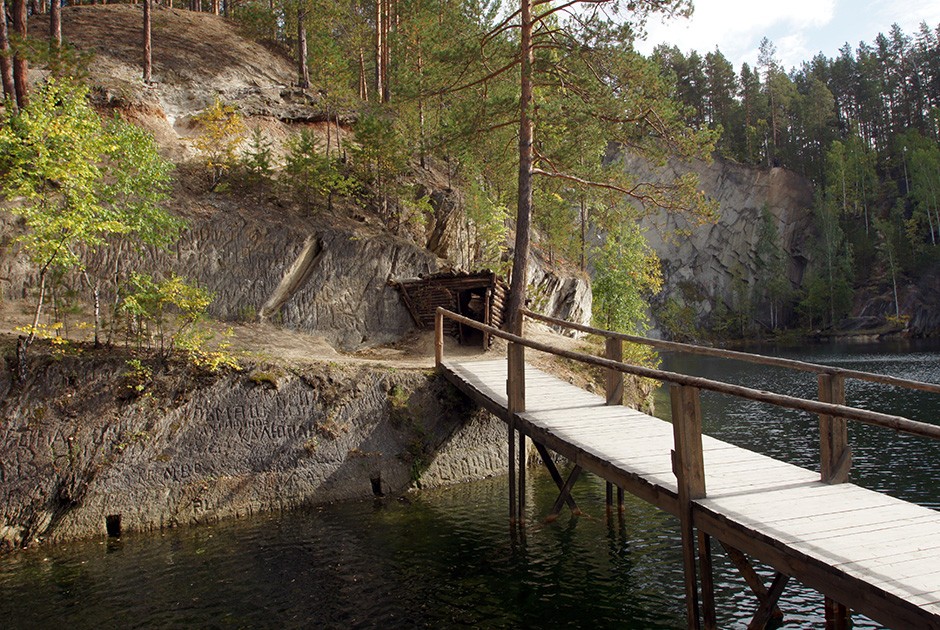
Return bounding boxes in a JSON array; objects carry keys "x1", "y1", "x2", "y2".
[{"x1": 3, "y1": 340, "x2": 940, "y2": 629}]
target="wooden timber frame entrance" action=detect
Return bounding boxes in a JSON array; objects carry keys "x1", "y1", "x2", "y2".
[
  {"x1": 393, "y1": 270, "x2": 508, "y2": 347},
  {"x1": 435, "y1": 306, "x2": 940, "y2": 629}
]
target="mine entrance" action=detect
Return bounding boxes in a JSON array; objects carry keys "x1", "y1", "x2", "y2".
[{"x1": 392, "y1": 271, "x2": 508, "y2": 347}]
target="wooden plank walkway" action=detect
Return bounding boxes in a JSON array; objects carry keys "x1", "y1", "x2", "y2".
[{"x1": 441, "y1": 357, "x2": 940, "y2": 628}]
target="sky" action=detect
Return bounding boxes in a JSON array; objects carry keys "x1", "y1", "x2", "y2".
[{"x1": 633, "y1": 0, "x2": 940, "y2": 72}]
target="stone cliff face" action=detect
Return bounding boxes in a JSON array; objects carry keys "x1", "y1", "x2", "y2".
[
  {"x1": 0, "y1": 352, "x2": 507, "y2": 548},
  {"x1": 623, "y1": 154, "x2": 816, "y2": 333},
  {"x1": 26, "y1": 5, "x2": 589, "y2": 349}
]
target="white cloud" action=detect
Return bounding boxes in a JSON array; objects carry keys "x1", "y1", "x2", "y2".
[
  {"x1": 872, "y1": 0, "x2": 940, "y2": 33},
  {"x1": 775, "y1": 33, "x2": 813, "y2": 70},
  {"x1": 636, "y1": 0, "x2": 838, "y2": 68}
]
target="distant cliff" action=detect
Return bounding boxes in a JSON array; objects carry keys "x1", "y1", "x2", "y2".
[{"x1": 624, "y1": 154, "x2": 816, "y2": 335}]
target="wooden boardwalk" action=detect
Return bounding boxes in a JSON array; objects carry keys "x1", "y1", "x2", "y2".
[{"x1": 441, "y1": 356, "x2": 940, "y2": 629}]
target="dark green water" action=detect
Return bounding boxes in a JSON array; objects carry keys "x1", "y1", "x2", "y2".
[{"x1": 2, "y1": 340, "x2": 939, "y2": 629}]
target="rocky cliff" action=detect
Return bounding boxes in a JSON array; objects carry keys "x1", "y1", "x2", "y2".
[
  {"x1": 0, "y1": 349, "x2": 508, "y2": 548},
  {"x1": 624, "y1": 153, "x2": 816, "y2": 334},
  {"x1": 0, "y1": 5, "x2": 589, "y2": 351}
]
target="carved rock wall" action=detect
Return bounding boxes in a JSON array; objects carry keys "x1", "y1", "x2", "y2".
[{"x1": 0, "y1": 356, "x2": 506, "y2": 548}]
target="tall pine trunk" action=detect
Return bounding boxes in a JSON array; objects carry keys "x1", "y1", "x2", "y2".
[
  {"x1": 358, "y1": 47, "x2": 368, "y2": 100},
  {"x1": 374, "y1": 0, "x2": 383, "y2": 102},
  {"x1": 49, "y1": 0, "x2": 61, "y2": 48},
  {"x1": 506, "y1": 0, "x2": 534, "y2": 335},
  {"x1": 11, "y1": 0, "x2": 28, "y2": 110},
  {"x1": 296, "y1": 6, "x2": 309, "y2": 90},
  {"x1": 143, "y1": 0, "x2": 152, "y2": 83},
  {"x1": 381, "y1": 0, "x2": 390, "y2": 102},
  {"x1": 0, "y1": 0, "x2": 15, "y2": 106}
]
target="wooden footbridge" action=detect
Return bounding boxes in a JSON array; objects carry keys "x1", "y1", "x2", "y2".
[{"x1": 435, "y1": 307, "x2": 940, "y2": 629}]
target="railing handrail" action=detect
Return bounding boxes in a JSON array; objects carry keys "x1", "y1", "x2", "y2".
[
  {"x1": 437, "y1": 307, "x2": 940, "y2": 442},
  {"x1": 522, "y1": 307, "x2": 940, "y2": 396}
]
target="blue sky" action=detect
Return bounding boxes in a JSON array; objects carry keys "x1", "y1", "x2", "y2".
[{"x1": 633, "y1": 0, "x2": 940, "y2": 72}]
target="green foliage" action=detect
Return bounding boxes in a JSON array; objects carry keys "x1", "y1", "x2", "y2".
[
  {"x1": 465, "y1": 181, "x2": 510, "y2": 272},
  {"x1": 0, "y1": 78, "x2": 181, "y2": 352},
  {"x1": 591, "y1": 222, "x2": 663, "y2": 335},
  {"x1": 800, "y1": 196, "x2": 854, "y2": 329},
  {"x1": 0, "y1": 79, "x2": 114, "y2": 272},
  {"x1": 754, "y1": 205, "x2": 792, "y2": 331},
  {"x1": 654, "y1": 296, "x2": 700, "y2": 342},
  {"x1": 193, "y1": 98, "x2": 247, "y2": 190},
  {"x1": 284, "y1": 129, "x2": 356, "y2": 211},
  {"x1": 176, "y1": 327, "x2": 241, "y2": 373},
  {"x1": 122, "y1": 358, "x2": 153, "y2": 397},
  {"x1": 121, "y1": 273, "x2": 212, "y2": 356},
  {"x1": 120, "y1": 272, "x2": 237, "y2": 372},
  {"x1": 349, "y1": 113, "x2": 411, "y2": 225},
  {"x1": 241, "y1": 128, "x2": 275, "y2": 187}
]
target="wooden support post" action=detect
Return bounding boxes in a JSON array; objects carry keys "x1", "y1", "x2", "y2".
[
  {"x1": 617, "y1": 486, "x2": 624, "y2": 512},
  {"x1": 824, "y1": 597, "x2": 850, "y2": 630},
  {"x1": 483, "y1": 288, "x2": 492, "y2": 349},
  {"x1": 748, "y1": 573, "x2": 790, "y2": 630},
  {"x1": 549, "y1": 465, "x2": 582, "y2": 518},
  {"x1": 605, "y1": 481, "x2": 613, "y2": 513},
  {"x1": 507, "y1": 342, "x2": 526, "y2": 414},
  {"x1": 508, "y1": 418, "x2": 516, "y2": 524},
  {"x1": 518, "y1": 429, "x2": 526, "y2": 523},
  {"x1": 720, "y1": 542, "x2": 784, "y2": 622},
  {"x1": 605, "y1": 337, "x2": 624, "y2": 406},
  {"x1": 434, "y1": 308, "x2": 444, "y2": 367},
  {"x1": 671, "y1": 384, "x2": 706, "y2": 630},
  {"x1": 671, "y1": 384, "x2": 706, "y2": 501},
  {"x1": 507, "y1": 341, "x2": 525, "y2": 524},
  {"x1": 698, "y1": 531, "x2": 717, "y2": 630},
  {"x1": 533, "y1": 441, "x2": 580, "y2": 514},
  {"x1": 819, "y1": 373, "x2": 851, "y2": 484}
]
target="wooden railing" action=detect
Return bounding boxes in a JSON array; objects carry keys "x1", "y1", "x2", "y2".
[
  {"x1": 436, "y1": 308, "x2": 940, "y2": 629},
  {"x1": 522, "y1": 308, "x2": 940, "y2": 485},
  {"x1": 522, "y1": 308, "x2": 940, "y2": 394},
  {"x1": 436, "y1": 307, "x2": 940, "y2": 495}
]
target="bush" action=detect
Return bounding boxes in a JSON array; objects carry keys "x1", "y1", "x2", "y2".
[{"x1": 193, "y1": 98, "x2": 247, "y2": 190}]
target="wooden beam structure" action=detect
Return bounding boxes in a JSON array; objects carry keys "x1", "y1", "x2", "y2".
[{"x1": 434, "y1": 307, "x2": 940, "y2": 629}]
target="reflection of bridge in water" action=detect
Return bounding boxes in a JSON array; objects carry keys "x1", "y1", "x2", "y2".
[{"x1": 436, "y1": 307, "x2": 940, "y2": 629}]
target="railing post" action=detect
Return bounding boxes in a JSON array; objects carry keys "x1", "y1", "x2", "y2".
[
  {"x1": 434, "y1": 308, "x2": 444, "y2": 367},
  {"x1": 605, "y1": 337, "x2": 624, "y2": 406},
  {"x1": 818, "y1": 373, "x2": 851, "y2": 484},
  {"x1": 671, "y1": 383, "x2": 706, "y2": 630}
]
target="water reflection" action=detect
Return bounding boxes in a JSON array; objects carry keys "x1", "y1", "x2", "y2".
[{"x1": 4, "y1": 342, "x2": 939, "y2": 629}]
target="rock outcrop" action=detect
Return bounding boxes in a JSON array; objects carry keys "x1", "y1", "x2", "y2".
[
  {"x1": 0, "y1": 352, "x2": 507, "y2": 548},
  {"x1": 624, "y1": 154, "x2": 816, "y2": 332}
]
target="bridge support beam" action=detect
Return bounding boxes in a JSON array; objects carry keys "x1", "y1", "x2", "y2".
[
  {"x1": 748, "y1": 573, "x2": 790, "y2": 629},
  {"x1": 824, "y1": 598, "x2": 850, "y2": 629},
  {"x1": 719, "y1": 542, "x2": 785, "y2": 623},
  {"x1": 698, "y1": 531, "x2": 717, "y2": 630},
  {"x1": 533, "y1": 441, "x2": 580, "y2": 518}
]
